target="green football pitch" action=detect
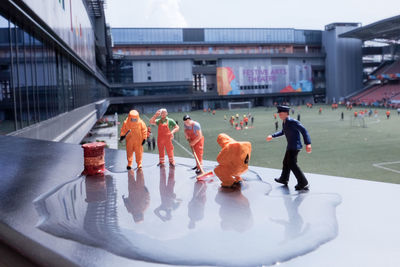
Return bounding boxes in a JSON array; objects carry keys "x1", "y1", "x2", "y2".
[{"x1": 118, "y1": 105, "x2": 400, "y2": 184}]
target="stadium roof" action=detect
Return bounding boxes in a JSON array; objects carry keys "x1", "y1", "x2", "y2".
[{"x1": 339, "y1": 15, "x2": 400, "y2": 41}]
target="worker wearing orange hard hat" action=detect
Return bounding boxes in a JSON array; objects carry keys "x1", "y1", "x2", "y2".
[
  {"x1": 120, "y1": 110, "x2": 147, "y2": 170},
  {"x1": 214, "y1": 133, "x2": 251, "y2": 188}
]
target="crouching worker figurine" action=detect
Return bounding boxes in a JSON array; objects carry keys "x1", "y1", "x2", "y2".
[
  {"x1": 214, "y1": 133, "x2": 251, "y2": 188},
  {"x1": 120, "y1": 110, "x2": 147, "y2": 170}
]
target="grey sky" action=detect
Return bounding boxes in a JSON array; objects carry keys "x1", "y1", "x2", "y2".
[{"x1": 104, "y1": 0, "x2": 399, "y2": 30}]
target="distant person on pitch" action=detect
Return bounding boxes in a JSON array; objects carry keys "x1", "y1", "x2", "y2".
[
  {"x1": 266, "y1": 105, "x2": 312, "y2": 191},
  {"x1": 183, "y1": 115, "x2": 205, "y2": 174}
]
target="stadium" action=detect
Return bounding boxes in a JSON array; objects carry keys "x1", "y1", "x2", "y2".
[{"x1": 0, "y1": 0, "x2": 400, "y2": 266}]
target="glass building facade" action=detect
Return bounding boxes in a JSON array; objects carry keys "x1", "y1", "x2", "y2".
[
  {"x1": 0, "y1": 11, "x2": 108, "y2": 135},
  {"x1": 111, "y1": 28, "x2": 322, "y2": 45}
]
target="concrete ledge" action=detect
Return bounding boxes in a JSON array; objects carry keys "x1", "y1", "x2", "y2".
[{"x1": 8, "y1": 99, "x2": 109, "y2": 144}]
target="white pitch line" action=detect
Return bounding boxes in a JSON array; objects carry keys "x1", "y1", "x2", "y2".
[
  {"x1": 142, "y1": 114, "x2": 193, "y2": 158},
  {"x1": 372, "y1": 161, "x2": 400, "y2": 174},
  {"x1": 172, "y1": 139, "x2": 194, "y2": 157}
]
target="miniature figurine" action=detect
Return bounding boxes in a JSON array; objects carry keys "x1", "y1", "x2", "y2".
[
  {"x1": 214, "y1": 133, "x2": 251, "y2": 187},
  {"x1": 150, "y1": 108, "x2": 179, "y2": 166},
  {"x1": 266, "y1": 105, "x2": 312, "y2": 190},
  {"x1": 183, "y1": 115, "x2": 204, "y2": 174},
  {"x1": 120, "y1": 110, "x2": 147, "y2": 170}
]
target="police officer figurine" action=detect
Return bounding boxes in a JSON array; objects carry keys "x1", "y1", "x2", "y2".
[{"x1": 266, "y1": 105, "x2": 312, "y2": 190}]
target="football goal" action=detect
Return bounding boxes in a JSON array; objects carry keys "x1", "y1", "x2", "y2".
[{"x1": 228, "y1": 101, "x2": 252, "y2": 111}]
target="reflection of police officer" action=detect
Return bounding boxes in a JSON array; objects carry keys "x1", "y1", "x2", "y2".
[
  {"x1": 270, "y1": 186, "x2": 307, "y2": 241},
  {"x1": 122, "y1": 169, "x2": 150, "y2": 223},
  {"x1": 154, "y1": 166, "x2": 181, "y2": 221},
  {"x1": 267, "y1": 105, "x2": 312, "y2": 190},
  {"x1": 215, "y1": 187, "x2": 253, "y2": 232},
  {"x1": 188, "y1": 181, "x2": 207, "y2": 229}
]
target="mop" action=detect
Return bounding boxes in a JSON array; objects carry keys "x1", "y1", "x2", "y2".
[{"x1": 191, "y1": 147, "x2": 213, "y2": 180}]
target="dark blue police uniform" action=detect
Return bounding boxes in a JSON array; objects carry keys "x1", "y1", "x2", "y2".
[{"x1": 271, "y1": 106, "x2": 311, "y2": 189}]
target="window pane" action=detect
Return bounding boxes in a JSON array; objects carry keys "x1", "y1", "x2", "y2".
[{"x1": 0, "y1": 15, "x2": 15, "y2": 134}]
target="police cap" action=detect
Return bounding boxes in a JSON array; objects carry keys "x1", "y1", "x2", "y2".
[{"x1": 277, "y1": 105, "x2": 290, "y2": 113}]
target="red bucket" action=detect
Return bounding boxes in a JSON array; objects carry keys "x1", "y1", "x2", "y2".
[{"x1": 81, "y1": 142, "x2": 106, "y2": 176}]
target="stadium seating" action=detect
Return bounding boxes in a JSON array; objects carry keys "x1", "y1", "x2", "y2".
[
  {"x1": 385, "y1": 60, "x2": 400, "y2": 74},
  {"x1": 351, "y1": 59, "x2": 400, "y2": 106},
  {"x1": 350, "y1": 83, "x2": 400, "y2": 105},
  {"x1": 372, "y1": 61, "x2": 394, "y2": 76}
]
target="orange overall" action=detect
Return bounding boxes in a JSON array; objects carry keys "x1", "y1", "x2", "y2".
[
  {"x1": 123, "y1": 169, "x2": 150, "y2": 223},
  {"x1": 157, "y1": 118, "x2": 175, "y2": 165},
  {"x1": 121, "y1": 110, "x2": 147, "y2": 168},
  {"x1": 184, "y1": 122, "x2": 204, "y2": 169},
  {"x1": 214, "y1": 133, "x2": 252, "y2": 187}
]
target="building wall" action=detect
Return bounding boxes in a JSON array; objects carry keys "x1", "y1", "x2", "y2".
[
  {"x1": 21, "y1": 0, "x2": 96, "y2": 71},
  {"x1": 323, "y1": 25, "x2": 363, "y2": 102},
  {"x1": 0, "y1": 2, "x2": 109, "y2": 141},
  {"x1": 132, "y1": 60, "x2": 192, "y2": 82},
  {"x1": 111, "y1": 28, "x2": 322, "y2": 46}
]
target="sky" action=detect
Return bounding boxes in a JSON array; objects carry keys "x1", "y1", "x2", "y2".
[{"x1": 104, "y1": 0, "x2": 399, "y2": 30}]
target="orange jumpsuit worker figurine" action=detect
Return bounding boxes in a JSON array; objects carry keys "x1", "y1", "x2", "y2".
[
  {"x1": 214, "y1": 133, "x2": 251, "y2": 188},
  {"x1": 120, "y1": 110, "x2": 147, "y2": 170},
  {"x1": 183, "y1": 115, "x2": 205, "y2": 174},
  {"x1": 150, "y1": 108, "x2": 179, "y2": 166}
]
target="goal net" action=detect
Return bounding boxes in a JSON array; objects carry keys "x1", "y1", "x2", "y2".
[
  {"x1": 350, "y1": 115, "x2": 367, "y2": 128},
  {"x1": 228, "y1": 101, "x2": 252, "y2": 111}
]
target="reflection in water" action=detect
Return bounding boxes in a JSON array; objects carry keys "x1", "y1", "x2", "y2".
[
  {"x1": 84, "y1": 175, "x2": 120, "y2": 242},
  {"x1": 34, "y1": 167, "x2": 341, "y2": 267},
  {"x1": 215, "y1": 187, "x2": 253, "y2": 232},
  {"x1": 188, "y1": 181, "x2": 207, "y2": 229},
  {"x1": 123, "y1": 169, "x2": 150, "y2": 223},
  {"x1": 154, "y1": 166, "x2": 181, "y2": 222},
  {"x1": 271, "y1": 186, "x2": 307, "y2": 242},
  {"x1": 85, "y1": 175, "x2": 107, "y2": 202}
]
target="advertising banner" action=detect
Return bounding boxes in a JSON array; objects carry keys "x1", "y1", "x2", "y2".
[{"x1": 217, "y1": 64, "x2": 313, "y2": 95}]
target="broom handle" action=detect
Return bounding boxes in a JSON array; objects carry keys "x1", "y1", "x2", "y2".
[{"x1": 191, "y1": 146, "x2": 205, "y2": 173}]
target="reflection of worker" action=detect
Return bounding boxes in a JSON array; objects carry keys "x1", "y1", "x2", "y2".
[
  {"x1": 120, "y1": 110, "x2": 147, "y2": 170},
  {"x1": 150, "y1": 108, "x2": 179, "y2": 166},
  {"x1": 214, "y1": 133, "x2": 251, "y2": 187},
  {"x1": 188, "y1": 181, "x2": 207, "y2": 229},
  {"x1": 271, "y1": 186, "x2": 307, "y2": 241},
  {"x1": 123, "y1": 169, "x2": 150, "y2": 223},
  {"x1": 215, "y1": 187, "x2": 253, "y2": 232},
  {"x1": 154, "y1": 166, "x2": 181, "y2": 221},
  {"x1": 267, "y1": 105, "x2": 311, "y2": 190}
]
